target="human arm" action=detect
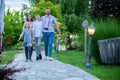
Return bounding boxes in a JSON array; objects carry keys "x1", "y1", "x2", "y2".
[
  {"x1": 54, "y1": 22, "x2": 61, "y2": 37},
  {"x1": 53, "y1": 16, "x2": 61, "y2": 37},
  {"x1": 32, "y1": 22, "x2": 35, "y2": 41},
  {"x1": 18, "y1": 30, "x2": 24, "y2": 41}
]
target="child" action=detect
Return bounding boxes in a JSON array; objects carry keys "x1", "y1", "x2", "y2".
[
  {"x1": 18, "y1": 22, "x2": 33, "y2": 62},
  {"x1": 33, "y1": 14, "x2": 43, "y2": 60}
]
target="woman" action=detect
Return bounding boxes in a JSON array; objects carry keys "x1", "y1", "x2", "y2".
[
  {"x1": 23, "y1": 14, "x2": 33, "y2": 29},
  {"x1": 23, "y1": 14, "x2": 34, "y2": 60},
  {"x1": 33, "y1": 14, "x2": 43, "y2": 60}
]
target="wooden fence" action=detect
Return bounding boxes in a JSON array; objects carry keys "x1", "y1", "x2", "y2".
[{"x1": 98, "y1": 37, "x2": 120, "y2": 63}]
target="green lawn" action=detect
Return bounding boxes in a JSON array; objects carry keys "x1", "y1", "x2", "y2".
[
  {"x1": 53, "y1": 50, "x2": 120, "y2": 80},
  {"x1": 0, "y1": 50, "x2": 17, "y2": 68}
]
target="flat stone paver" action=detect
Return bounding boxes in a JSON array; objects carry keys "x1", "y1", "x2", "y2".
[{"x1": 7, "y1": 51, "x2": 100, "y2": 80}]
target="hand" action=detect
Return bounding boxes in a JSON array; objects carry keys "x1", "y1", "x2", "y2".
[
  {"x1": 32, "y1": 38, "x2": 35, "y2": 42},
  {"x1": 18, "y1": 39, "x2": 20, "y2": 42},
  {"x1": 58, "y1": 33, "x2": 61, "y2": 38}
]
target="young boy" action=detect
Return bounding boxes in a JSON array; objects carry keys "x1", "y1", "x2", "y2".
[{"x1": 33, "y1": 14, "x2": 43, "y2": 60}]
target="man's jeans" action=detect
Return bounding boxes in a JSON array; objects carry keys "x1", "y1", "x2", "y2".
[
  {"x1": 25, "y1": 46, "x2": 32, "y2": 60},
  {"x1": 35, "y1": 37, "x2": 42, "y2": 57},
  {"x1": 43, "y1": 32, "x2": 54, "y2": 57}
]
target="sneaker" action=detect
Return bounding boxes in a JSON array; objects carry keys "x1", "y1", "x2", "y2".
[
  {"x1": 39, "y1": 54, "x2": 42, "y2": 60},
  {"x1": 29, "y1": 59, "x2": 33, "y2": 62},
  {"x1": 48, "y1": 57, "x2": 53, "y2": 61},
  {"x1": 25, "y1": 60, "x2": 28, "y2": 62},
  {"x1": 44, "y1": 56, "x2": 47, "y2": 60},
  {"x1": 36, "y1": 56, "x2": 39, "y2": 60}
]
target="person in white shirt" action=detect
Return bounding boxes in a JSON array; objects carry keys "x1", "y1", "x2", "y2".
[{"x1": 33, "y1": 14, "x2": 43, "y2": 60}]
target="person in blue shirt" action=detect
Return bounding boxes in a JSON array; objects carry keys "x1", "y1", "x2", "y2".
[
  {"x1": 41, "y1": 8, "x2": 61, "y2": 61},
  {"x1": 18, "y1": 22, "x2": 33, "y2": 62}
]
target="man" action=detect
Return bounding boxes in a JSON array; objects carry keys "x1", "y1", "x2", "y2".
[{"x1": 41, "y1": 8, "x2": 61, "y2": 60}]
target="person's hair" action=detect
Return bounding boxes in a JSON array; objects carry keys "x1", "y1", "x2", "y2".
[
  {"x1": 46, "y1": 8, "x2": 50, "y2": 10},
  {"x1": 24, "y1": 22, "x2": 30, "y2": 29},
  {"x1": 34, "y1": 13, "x2": 40, "y2": 20},
  {"x1": 24, "y1": 22, "x2": 33, "y2": 33},
  {"x1": 34, "y1": 13, "x2": 39, "y2": 16},
  {"x1": 26, "y1": 14, "x2": 33, "y2": 22}
]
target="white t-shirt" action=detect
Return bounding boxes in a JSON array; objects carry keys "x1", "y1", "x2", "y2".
[{"x1": 33, "y1": 20, "x2": 43, "y2": 37}]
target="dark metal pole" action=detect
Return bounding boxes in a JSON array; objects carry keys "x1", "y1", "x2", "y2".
[
  {"x1": 84, "y1": 28, "x2": 87, "y2": 65},
  {"x1": 55, "y1": 37, "x2": 60, "y2": 59},
  {"x1": 86, "y1": 35, "x2": 92, "y2": 68}
]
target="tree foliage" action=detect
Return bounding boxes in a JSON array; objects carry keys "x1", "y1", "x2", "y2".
[
  {"x1": 3, "y1": 9, "x2": 22, "y2": 47},
  {"x1": 31, "y1": 0, "x2": 61, "y2": 19},
  {"x1": 90, "y1": 0, "x2": 120, "y2": 19},
  {"x1": 61, "y1": 0, "x2": 89, "y2": 34}
]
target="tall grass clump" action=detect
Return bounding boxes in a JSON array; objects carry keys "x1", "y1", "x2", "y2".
[{"x1": 92, "y1": 18, "x2": 120, "y2": 63}]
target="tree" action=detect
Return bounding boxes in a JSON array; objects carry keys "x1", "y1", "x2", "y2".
[
  {"x1": 60, "y1": 0, "x2": 89, "y2": 50},
  {"x1": 45, "y1": 0, "x2": 60, "y2": 4},
  {"x1": 31, "y1": 0, "x2": 61, "y2": 19},
  {"x1": 28, "y1": 0, "x2": 40, "y2": 6},
  {"x1": 0, "y1": 0, "x2": 4, "y2": 54},
  {"x1": 3, "y1": 9, "x2": 22, "y2": 48},
  {"x1": 90, "y1": 0, "x2": 120, "y2": 19}
]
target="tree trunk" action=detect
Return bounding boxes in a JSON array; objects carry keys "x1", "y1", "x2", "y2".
[{"x1": 0, "y1": 0, "x2": 4, "y2": 54}]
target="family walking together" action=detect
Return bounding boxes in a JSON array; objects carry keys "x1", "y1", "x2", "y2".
[{"x1": 18, "y1": 8, "x2": 61, "y2": 62}]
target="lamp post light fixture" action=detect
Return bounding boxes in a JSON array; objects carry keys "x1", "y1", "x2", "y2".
[{"x1": 86, "y1": 22, "x2": 96, "y2": 69}]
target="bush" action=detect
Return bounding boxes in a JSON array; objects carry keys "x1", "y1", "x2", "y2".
[
  {"x1": 92, "y1": 18, "x2": 120, "y2": 63},
  {"x1": 76, "y1": 33, "x2": 84, "y2": 51},
  {"x1": 4, "y1": 9, "x2": 22, "y2": 48},
  {"x1": 12, "y1": 42, "x2": 23, "y2": 49}
]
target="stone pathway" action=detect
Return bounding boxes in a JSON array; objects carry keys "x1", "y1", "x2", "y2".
[{"x1": 7, "y1": 51, "x2": 100, "y2": 80}]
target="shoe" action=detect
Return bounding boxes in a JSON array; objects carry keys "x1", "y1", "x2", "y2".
[
  {"x1": 44, "y1": 56, "x2": 48, "y2": 60},
  {"x1": 39, "y1": 54, "x2": 42, "y2": 60},
  {"x1": 29, "y1": 59, "x2": 33, "y2": 62},
  {"x1": 48, "y1": 57, "x2": 53, "y2": 61},
  {"x1": 36, "y1": 56, "x2": 39, "y2": 60},
  {"x1": 25, "y1": 60, "x2": 28, "y2": 62}
]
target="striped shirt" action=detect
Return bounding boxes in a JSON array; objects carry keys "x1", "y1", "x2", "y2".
[{"x1": 41, "y1": 15, "x2": 57, "y2": 32}]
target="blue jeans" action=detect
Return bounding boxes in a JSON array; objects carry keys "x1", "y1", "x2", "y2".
[
  {"x1": 35, "y1": 37, "x2": 42, "y2": 57},
  {"x1": 25, "y1": 46, "x2": 32, "y2": 60},
  {"x1": 43, "y1": 32, "x2": 54, "y2": 57}
]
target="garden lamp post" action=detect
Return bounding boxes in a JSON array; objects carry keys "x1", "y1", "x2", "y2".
[
  {"x1": 82, "y1": 20, "x2": 88, "y2": 65},
  {"x1": 86, "y1": 22, "x2": 95, "y2": 69}
]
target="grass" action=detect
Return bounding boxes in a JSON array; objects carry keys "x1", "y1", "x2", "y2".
[
  {"x1": 53, "y1": 50, "x2": 120, "y2": 80},
  {"x1": 0, "y1": 50, "x2": 17, "y2": 68}
]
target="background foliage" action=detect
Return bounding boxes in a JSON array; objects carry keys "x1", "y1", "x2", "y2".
[{"x1": 3, "y1": 9, "x2": 22, "y2": 48}]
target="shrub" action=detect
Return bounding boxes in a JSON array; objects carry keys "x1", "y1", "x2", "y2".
[
  {"x1": 4, "y1": 9, "x2": 22, "y2": 48},
  {"x1": 92, "y1": 18, "x2": 120, "y2": 63}
]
